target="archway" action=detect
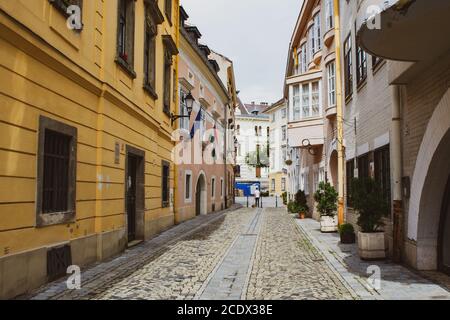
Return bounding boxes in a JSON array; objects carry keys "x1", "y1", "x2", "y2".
[
  {"x1": 328, "y1": 150, "x2": 338, "y2": 190},
  {"x1": 407, "y1": 88, "x2": 450, "y2": 270},
  {"x1": 195, "y1": 173, "x2": 207, "y2": 216}
]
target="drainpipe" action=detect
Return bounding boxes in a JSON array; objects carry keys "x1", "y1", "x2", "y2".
[
  {"x1": 334, "y1": 0, "x2": 345, "y2": 226},
  {"x1": 224, "y1": 104, "x2": 228, "y2": 209},
  {"x1": 391, "y1": 84, "x2": 404, "y2": 262}
]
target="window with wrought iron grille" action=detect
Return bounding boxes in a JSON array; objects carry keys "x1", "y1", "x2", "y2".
[
  {"x1": 116, "y1": 0, "x2": 136, "y2": 77},
  {"x1": 162, "y1": 161, "x2": 170, "y2": 208},
  {"x1": 37, "y1": 116, "x2": 77, "y2": 227}
]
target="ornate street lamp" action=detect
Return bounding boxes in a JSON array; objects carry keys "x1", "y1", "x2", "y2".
[{"x1": 171, "y1": 91, "x2": 195, "y2": 126}]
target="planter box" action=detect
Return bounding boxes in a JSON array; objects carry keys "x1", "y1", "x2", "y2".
[
  {"x1": 358, "y1": 232, "x2": 386, "y2": 260},
  {"x1": 340, "y1": 233, "x2": 356, "y2": 244},
  {"x1": 320, "y1": 215, "x2": 338, "y2": 232}
]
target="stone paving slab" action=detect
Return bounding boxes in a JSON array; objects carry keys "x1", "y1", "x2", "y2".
[
  {"x1": 198, "y1": 209, "x2": 263, "y2": 300},
  {"x1": 296, "y1": 218, "x2": 450, "y2": 300}
]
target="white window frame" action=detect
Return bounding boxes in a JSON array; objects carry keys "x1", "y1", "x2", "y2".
[
  {"x1": 327, "y1": 61, "x2": 336, "y2": 107},
  {"x1": 282, "y1": 125, "x2": 287, "y2": 141},
  {"x1": 308, "y1": 27, "x2": 315, "y2": 61},
  {"x1": 297, "y1": 81, "x2": 322, "y2": 119},
  {"x1": 326, "y1": 0, "x2": 334, "y2": 30},
  {"x1": 301, "y1": 43, "x2": 307, "y2": 73},
  {"x1": 184, "y1": 170, "x2": 192, "y2": 203},
  {"x1": 179, "y1": 89, "x2": 190, "y2": 130},
  {"x1": 314, "y1": 13, "x2": 321, "y2": 52},
  {"x1": 293, "y1": 85, "x2": 301, "y2": 121}
]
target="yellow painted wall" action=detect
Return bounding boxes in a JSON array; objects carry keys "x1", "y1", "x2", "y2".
[
  {"x1": 269, "y1": 172, "x2": 287, "y2": 197},
  {"x1": 0, "y1": 0, "x2": 179, "y2": 257}
]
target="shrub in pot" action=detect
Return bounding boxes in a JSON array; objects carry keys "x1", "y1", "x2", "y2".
[
  {"x1": 339, "y1": 223, "x2": 356, "y2": 244},
  {"x1": 295, "y1": 190, "x2": 309, "y2": 219},
  {"x1": 281, "y1": 192, "x2": 288, "y2": 205},
  {"x1": 287, "y1": 201, "x2": 300, "y2": 215},
  {"x1": 351, "y1": 178, "x2": 389, "y2": 260},
  {"x1": 314, "y1": 182, "x2": 338, "y2": 232}
]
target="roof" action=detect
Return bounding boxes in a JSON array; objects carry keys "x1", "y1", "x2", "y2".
[{"x1": 262, "y1": 98, "x2": 286, "y2": 114}]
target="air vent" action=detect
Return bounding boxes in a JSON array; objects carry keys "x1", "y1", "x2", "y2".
[{"x1": 47, "y1": 245, "x2": 72, "y2": 281}]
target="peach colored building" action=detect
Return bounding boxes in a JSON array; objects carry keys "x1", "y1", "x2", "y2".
[{"x1": 174, "y1": 7, "x2": 235, "y2": 223}]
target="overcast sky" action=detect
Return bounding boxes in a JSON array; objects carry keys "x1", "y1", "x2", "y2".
[{"x1": 181, "y1": 0, "x2": 302, "y2": 105}]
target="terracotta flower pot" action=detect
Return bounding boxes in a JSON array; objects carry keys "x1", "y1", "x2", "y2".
[{"x1": 299, "y1": 212, "x2": 306, "y2": 219}]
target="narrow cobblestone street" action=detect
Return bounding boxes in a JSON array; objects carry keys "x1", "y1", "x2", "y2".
[{"x1": 25, "y1": 206, "x2": 450, "y2": 300}]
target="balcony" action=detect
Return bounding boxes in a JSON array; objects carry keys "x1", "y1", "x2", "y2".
[
  {"x1": 313, "y1": 50, "x2": 322, "y2": 66},
  {"x1": 288, "y1": 117, "x2": 324, "y2": 148},
  {"x1": 357, "y1": 0, "x2": 450, "y2": 62},
  {"x1": 323, "y1": 28, "x2": 335, "y2": 48},
  {"x1": 325, "y1": 105, "x2": 337, "y2": 119}
]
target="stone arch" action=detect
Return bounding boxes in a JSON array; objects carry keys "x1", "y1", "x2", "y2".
[
  {"x1": 195, "y1": 171, "x2": 207, "y2": 216},
  {"x1": 407, "y1": 88, "x2": 450, "y2": 270}
]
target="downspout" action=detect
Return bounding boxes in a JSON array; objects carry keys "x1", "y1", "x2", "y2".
[
  {"x1": 224, "y1": 104, "x2": 228, "y2": 209},
  {"x1": 391, "y1": 84, "x2": 403, "y2": 262},
  {"x1": 334, "y1": 0, "x2": 345, "y2": 225}
]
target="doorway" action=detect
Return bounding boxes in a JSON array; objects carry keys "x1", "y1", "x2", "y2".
[
  {"x1": 439, "y1": 175, "x2": 450, "y2": 275},
  {"x1": 195, "y1": 173, "x2": 207, "y2": 216},
  {"x1": 125, "y1": 146, "x2": 145, "y2": 243}
]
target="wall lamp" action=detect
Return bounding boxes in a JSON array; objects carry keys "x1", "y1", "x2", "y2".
[{"x1": 171, "y1": 92, "x2": 195, "y2": 126}]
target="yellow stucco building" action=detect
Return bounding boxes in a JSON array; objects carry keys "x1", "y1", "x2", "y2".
[{"x1": 0, "y1": 0, "x2": 179, "y2": 298}]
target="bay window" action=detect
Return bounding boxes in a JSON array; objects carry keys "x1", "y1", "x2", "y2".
[
  {"x1": 292, "y1": 81, "x2": 322, "y2": 121},
  {"x1": 308, "y1": 28, "x2": 315, "y2": 61}
]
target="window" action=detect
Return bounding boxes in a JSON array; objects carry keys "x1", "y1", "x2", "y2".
[
  {"x1": 313, "y1": 168, "x2": 319, "y2": 193},
  {"x1": 163, "y1": 48, "x2": 172, "y2": 115},
  {"x1": 311, "y1": 82, "x2": 320, "y2": 116},
  {"x1": 271, "y1": 179, "x2": 275, "y2": 191},
  {"x1": 282, "y1": 146, "x2": 287, "y2": 163},
  {"x1": 300, "y1": 43, "x2": 307, "y2": 73},
  {"x1": 185, "y1": 172, "x2": 192, "y2": 201},
  {"x1": 211, "y1": 177, "x2": 216, "y2": 198},
  {"x1": 116, "y1": 0, "x2": 136, "y2": 76},
  {"x1": 165, "y1": 0, "x2": 172, "y2": 23},
  {"x1": 346, "y1": 160, "x2": 355, "y2": 207},
  {"x1": 344, "y1": 34, "x2": 353, "y2": 98},
  {"x1": 308, "y1": 27, "x2": 315, "y2": 60},
  {"x1": 372, "y1": 55, "x2": 383, "y2": 70},
  {"x1": 162, "y1": 161, "x2": 170, "y2": 207},
  {"x1": 327, "y1": 61, "x2": 336, "y2": 107},
  {"x1": 143, "y1": 2, "x2": 162, "y2": 97},
  {"x1": 293, "y1": 82, "x2": 322, "y2": 120},
  {"x1": 293, "y1": 85, "x2": 301, "y2": 120},
  {"x1": 301, "y1": 83, "x2": 310, "y2": 118},
  {"x1": 374, "y1": 145, "x2": 391, "y2": 214},
  {"x1": 326, "y1": 0, "x2": 334, "y2": 30},
  {"x1": 37, "y1": 116, "x2": 77, "y2": 227},
  {"x1": 356, "y1": 45, "x2": 367, "y2": 85},
  {"x1": 281, "y1": 108, "x2": 287, "y2": 119},
  {"x1": 179, "y1": 90, "x2": 190, "y2": 130},
  {"x1": 358, "y1": 153, "x2": 370, "y2": 180},
  {"x1": 281, "y1": 178, "x2": 286, "y2": 192},
  {"x1": 282, "y1": 126, "x2": 287, "y2": 141},
  {"x1": 314, "y1": 13, "x2": 321, "y2": 52}
]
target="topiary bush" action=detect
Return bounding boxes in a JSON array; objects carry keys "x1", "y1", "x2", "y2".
[
  {"x1": 295, "y1": 190, "x2": 309, "y2": 213},
  {"x1": 351, "y1": 178, "x2": 388, "y2": 233},
  {"x1": 313, "y1": 182, "x2": 338, "y2": 217}
]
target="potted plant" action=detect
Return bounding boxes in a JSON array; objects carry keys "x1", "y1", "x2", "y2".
[
  {"x1": 287, "y1": 201, "x2": 300, "y2": 215},
  {"x1": 295, "y1": 190, "x2": 309, "y2": 219},
  {"x1": 314, "y1": 182, "x2": 338, "y2": 232},
  {"x1": 351, "y1": 178, "x2": 389, "y2": 260},
  {"x1": 281, "y1": 192, "x2": 288, "y2": 206},
  {"x1": 339, "y1": 223, "x2": 356, "y2": 244}
]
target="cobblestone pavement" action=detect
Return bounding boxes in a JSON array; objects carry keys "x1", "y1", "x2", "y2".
[
  {"x1": 245, "y1": 209, "x2": 354, "y2": 300},
  {"x1": 26, "y1": 207, "x2": 448, "y2": 300}
]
